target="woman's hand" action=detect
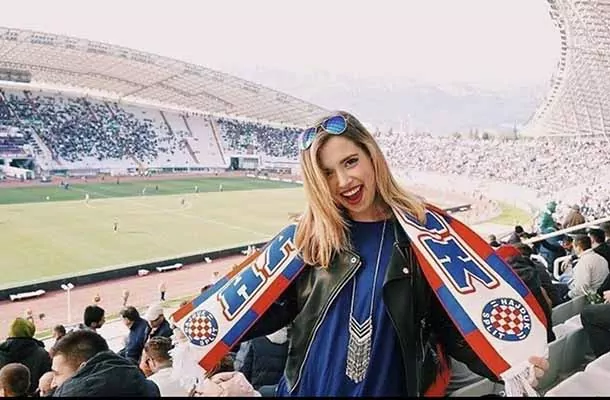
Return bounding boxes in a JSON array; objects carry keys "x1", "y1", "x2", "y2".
[
  {"x1": 190, "y1": 371, "x2": 260, "y2": 397},
  {"x1": 528, "y1": 356, "x2": 550, "y2": 387}
]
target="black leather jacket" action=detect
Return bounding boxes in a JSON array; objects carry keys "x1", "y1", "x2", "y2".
[{"x1": 243, "y1": 219, "x2": 496, "y2": 396}]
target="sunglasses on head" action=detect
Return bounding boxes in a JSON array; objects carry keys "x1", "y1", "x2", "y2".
[{"x1": 299, "y1": 114, "x2": 348, "y2": 151}]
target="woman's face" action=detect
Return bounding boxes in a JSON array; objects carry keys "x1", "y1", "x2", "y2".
[{"x1": 318, "y1": 135, "x2": 378, "y2": 221}]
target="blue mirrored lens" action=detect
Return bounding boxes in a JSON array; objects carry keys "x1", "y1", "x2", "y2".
[
  {"x1": 300, "y1": 128, "x2": 317, "y2": 150},
  {"x1": 322, "y1": 115, "x2": 347, "y2": 134}
]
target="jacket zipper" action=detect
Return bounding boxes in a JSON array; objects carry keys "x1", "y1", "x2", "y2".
[
  {"x1": 289, "y1": 258, "x2": 362, "y2": 394},
  {"x1": 384, "y1": 298, "x2": 412, "y2": 395},
  {"x1": 384, "y1": 241, "x2": 418, "y2": 396}
]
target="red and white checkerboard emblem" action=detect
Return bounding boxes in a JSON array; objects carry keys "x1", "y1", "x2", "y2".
[
  {"x1": 481, "y1": 298, "x2": 532, "y2": 342},
  {"x1": 183, "y1": 310, "x2": 219, "y2": 347}
]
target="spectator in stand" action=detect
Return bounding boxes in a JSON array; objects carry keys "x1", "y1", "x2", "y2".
[
  {"x1": 513, "y1": 242, "x2": 561, "y2": 307},
  {"x1": 562, "y1": 204, "x2": 586, "y2": 229},
  {"x1": 590, "y1": 226, "x2": 610, "y2": 268},
  {"x1": 50, "y1": 330, "x2": 160, "y2": 397},
  {"x1": 49, "y1": 324, "x2": 67, "y2": 358},
  {"x1": 118, "y1": 306, "x2": 149, "y2": 365},
  {"x1": 0, "y1": 363, "x2": 30, "y2": 397},
  {"x1": 495, "y1": 245, "x2": 555, "y2": 343},
  {"x1": 487, "y1": 234, "x2": 502, "y2": 248},
  {"x1": 142, "y1": 337, "x2": 185, "y2": 396},
  {"x1": 537, "y1": 227, "x2": 567, "y2": 274},
  {"x1": 581, "y1": 287, "x2": 610, "y2": 358},
  {"x1": 0, "y1": 317, "x2": 51, "y2": 396},
  {"x1": 143, "y1": 303, "x2": 173, "y2": 341},
  {"x1": 78, "y1": 305, "x2": 105, "y2": 332},
  {"x1": 557, "y1": 235, "x2": 609, "y2": 302},
  {"x1": 37, "y1": 370, "x2": 57, "y2": 396},
  {"x1": 237, "y1": 326, "x2": 289, "y2": 391},
  {"x1": 507, "y1": 225, "x2": 535, "y2": 244},
  {"x1": 52, "y1": 325, "x2": 66, "y2": 344}
]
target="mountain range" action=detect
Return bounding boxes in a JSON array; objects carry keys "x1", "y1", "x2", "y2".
[{"x1": 223, "y1": 66, "x2": 550, "y2": 135}]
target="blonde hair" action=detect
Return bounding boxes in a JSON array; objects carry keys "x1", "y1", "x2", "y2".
[{"x1": 295, "y1": 111, "x2": 425, "y2": 267}]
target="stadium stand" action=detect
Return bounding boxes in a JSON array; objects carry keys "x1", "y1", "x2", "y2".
[
  {"x1": 0, "y1": 27, "x2": 328, "y2": 126},
  {"x1": 523, "y1": 0, "x2": 610, "y2": 137},
  {"x1": 215, "y1": 117, "x2": 301, "y2": 158}
]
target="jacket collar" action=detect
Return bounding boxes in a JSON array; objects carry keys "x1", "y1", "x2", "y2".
[{"x1": 332, "y1": 217, "x2": 412, "y2": 285}]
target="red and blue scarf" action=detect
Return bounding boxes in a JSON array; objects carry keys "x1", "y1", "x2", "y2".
[{"x1": 171, "y1": 204, "x2": 547, "y2": 396}]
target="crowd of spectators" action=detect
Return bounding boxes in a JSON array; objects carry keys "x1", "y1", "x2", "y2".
[
  {"x1": 214, "y1": 118, "x2": 610, "y2": 220},
  {"x1": 2, "y1": 88, "x2": 609, "y2": 219},
  {"x1": 0, "y1": 90, "x2": 186, "y2": 164},
  {"x1": 375, "y1": 131, "x2": 610, "y2": 220},
  {"x1": 0, "y1": 289, "x2": 286, "y2": 397},
  {"x1": 0, "y1": 134, "x2": 28, "y2": 155},
  {"x1": 216, "y1": 117, "x2": 300, "y2": 158}
]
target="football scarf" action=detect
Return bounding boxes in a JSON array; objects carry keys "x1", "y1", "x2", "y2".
[{"x1": 170, "y1": 204, "x2": 548, "y2": 396}]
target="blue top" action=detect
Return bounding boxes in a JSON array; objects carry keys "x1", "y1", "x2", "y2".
[{"x1": 276, "y1": 219, "x2": 408, "y2": 396}]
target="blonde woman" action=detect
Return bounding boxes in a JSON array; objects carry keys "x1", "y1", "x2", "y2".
[{"x1": 239, "y1": 111, "x2": 547, "y2": 396}]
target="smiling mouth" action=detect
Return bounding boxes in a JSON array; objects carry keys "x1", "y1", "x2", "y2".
[{"x1": 341, "y1": 185, "x2": 363, "y2": 205}]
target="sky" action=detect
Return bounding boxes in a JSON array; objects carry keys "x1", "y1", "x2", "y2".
[{"x1": 0, "y1": 0, "x2": 560, "y2": 90}]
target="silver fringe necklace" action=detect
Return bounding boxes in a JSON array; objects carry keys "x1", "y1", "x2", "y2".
[{"x1": 345, "y1": 220, "x2": 386, "y2": 383}]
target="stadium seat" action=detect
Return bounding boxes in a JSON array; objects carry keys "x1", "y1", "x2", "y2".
[
  {"x1": 545, "y1": 371, "x2": 610, "y2": 396},
  {"x1": 585, "y1": 352, "x2": 610, "y2": 378},
  {"x1": 564, "y1": 314, "x2": 583, "y2": 329},
  {"x1": 570, "y1": 295, "x2": 586, "y2": 315},
  {"x1": 537, "y1": 335, "x2": 566, "y2": 392},
  {"x1": 552, "y1": 296, "x2": 583, "y2": 325},
  {"x1": 553, "y1": 255, "x2": 572, "y2": 281},
  {"x1": 448, "y1": 379, "x2": 503, "y2": 397},
  {"x1": 560, "y1": 325, "x2": 589, "y2": 374}
]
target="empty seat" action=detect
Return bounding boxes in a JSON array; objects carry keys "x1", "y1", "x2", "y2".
[
  {"x1": 552, "y1": 297, "x2": 579, "y2": 325},
  {"x1": 545, "y1": 371, "x2": 610, "y2": 396},
  {"x1": 560, "y1": 326, "x2": 589, "y2": 374},
  {"x1": 585, "y1": 352, "x2": 610, "y2": 377},
  {"x1": 570, "y1": 295, "x2": 587, "y2": 315}
]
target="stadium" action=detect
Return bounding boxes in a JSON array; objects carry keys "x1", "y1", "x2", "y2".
[{"x1": 1, "y1": 0, "x2": 610, "y2": 395}]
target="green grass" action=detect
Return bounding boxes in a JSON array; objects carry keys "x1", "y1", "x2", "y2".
[
  {"x1": 0, "y1": 176, "x2": 297, "y2": 205},
  {"x1": 0, "y1": 177, "x2": 305, "y2": 289},
  {"x1": 489, "y1": 202, "x2": 534, "y2": 226}
]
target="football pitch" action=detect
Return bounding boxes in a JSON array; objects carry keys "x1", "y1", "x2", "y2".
[{"x1": 0, "y1": 177, "x2": 306, "y2": 289}]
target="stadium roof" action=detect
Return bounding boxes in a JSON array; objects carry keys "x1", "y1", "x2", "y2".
[
  {"x1": 0, "y1": 27, "x2": 328, "y2": 127},
  {"x1": 523, "y1": 0, "x2": 610, "y2": 137}
]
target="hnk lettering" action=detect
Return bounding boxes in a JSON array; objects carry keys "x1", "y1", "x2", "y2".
[
  {"x1": 219, "y1": 225, "x2": 297, "y2": 320},
  {"x1": 423, "y1": 237, "x2": 499, "y2": 293}
]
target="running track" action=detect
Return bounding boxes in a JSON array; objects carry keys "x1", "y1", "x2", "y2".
[{"x1": 0, "y1": 255, "x2": 242, "y2": 339}]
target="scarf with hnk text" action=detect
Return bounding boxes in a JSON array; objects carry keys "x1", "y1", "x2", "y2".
[{"x1": 170, "y1": 204, "x2": 548, "y2": 396}]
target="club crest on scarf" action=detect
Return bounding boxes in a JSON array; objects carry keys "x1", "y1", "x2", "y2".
[
  {"x1": 482, "y1": 298, "x2": 532, "y2": 342},
  {"x1": 183, "y1": 310, "x2": 219, "y2": 346}
]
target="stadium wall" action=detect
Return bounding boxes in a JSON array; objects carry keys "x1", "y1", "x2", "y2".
[{"x1": 0, "y1": 241, "x2": 267, "y2": 301}]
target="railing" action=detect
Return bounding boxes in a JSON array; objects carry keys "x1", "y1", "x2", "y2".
[{"x1": 522, "y1": 216, "x2": 610, "y2": 245}]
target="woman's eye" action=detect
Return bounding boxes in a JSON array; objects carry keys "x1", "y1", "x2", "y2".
[{"x1": 345, "y1": 158, "x2": 358, "y2": 167}]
